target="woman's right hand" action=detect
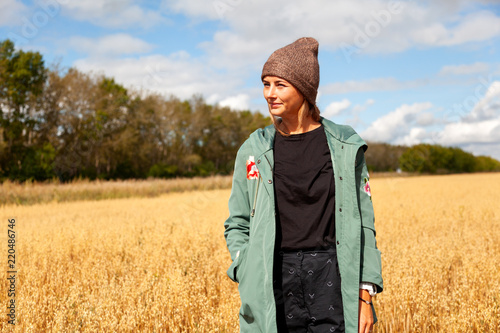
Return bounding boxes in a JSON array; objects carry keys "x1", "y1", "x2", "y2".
[{"x1": 358, "y1": 289, "x2": 374, "y2": 333}]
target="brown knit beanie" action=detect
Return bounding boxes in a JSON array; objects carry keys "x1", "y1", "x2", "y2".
[{"x1": 261, "y1": 37, "x2": 320, "y2": 107}]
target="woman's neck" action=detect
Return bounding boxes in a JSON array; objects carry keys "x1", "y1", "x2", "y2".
[{"x1": 280, "y1": 115, "x2": 321, "y2": 134}]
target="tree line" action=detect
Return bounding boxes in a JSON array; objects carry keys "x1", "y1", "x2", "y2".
[
  {"x1": 0, "y1": 39, "x2": 269, "y2": 182},
  {"x1": 365, "y1": 142, "x2": 500, "y2": 173},
  {"x1": 1, "y1": 39, "x2": 499, "y2": 183}
]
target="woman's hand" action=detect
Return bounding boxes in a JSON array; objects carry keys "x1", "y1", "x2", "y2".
[{"x1": 358, "y1": 289, "x2": 374, "y2": 333}]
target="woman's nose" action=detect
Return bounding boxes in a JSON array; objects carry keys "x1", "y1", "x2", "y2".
[{"x1": 264, "y1": 85, "x2": 276, "y2": 99}]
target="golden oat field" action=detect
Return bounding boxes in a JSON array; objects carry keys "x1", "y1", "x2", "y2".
[{"x1": 0, "y1": 173, "x2": 499, "y2": 332}]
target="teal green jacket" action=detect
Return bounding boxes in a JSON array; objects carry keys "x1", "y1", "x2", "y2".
[{"x1": 224, "y1": 117, "x2": 383, "y2": 333}]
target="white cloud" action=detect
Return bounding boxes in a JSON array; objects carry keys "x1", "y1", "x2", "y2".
[
  {"x1": 339, "y1": 99, "x2": 376, "y2": 129},
  {"x1": 218, "y1": 94, "x2": 250, "y2": 111},
  {"x1": 164, "y1": 0, "x2": 500, "y2": 67},
  {"x1": 199, "y1": 30, "x2": 279, "y2": 72},
  {"x1": 161, "y1": 0, "x2": 219, "y2": 20},
  {"x1": 439, "y1": 10, "x2": 500, "y2": 46},
  {"x1": 68, "y1": 34, "x2": 155, "y2": 56},
  {"x1": 416, "y1": 112, "x2": 436, "y2": 126},
  {"x1": 439, "y1": 62, "x2": 490, "y2": 76},
  {"x1": 437, "y1": 118, "x2": 500, "y2": 146},
  {"x1": 435, "y1": 81, "x2": 500, "y2": 148},
  {"x1": 361, "y1": 102, "x2": 434, "y2": 143},
  {"x1": 129, "y1": 0, "x2": 500, "y2": 109},
  {"x1": 73, "y1": 53, "x2": 244, "y2": 102},
  {"x1": 321, "y1": 77, "x2": 425, "y2": 95},
  {"x1": 61, "y1": 1, "x2": 166, "y2": 28},
  {"x1": 465, "y1": 81, "x2": 500, "y2": 122},
  {"x1": 0, "y1": 0, "x2": 27, "y2": 26},
  {"x1": 438, "y1": 74, "x2": 500, "y2": 160},
  {"x1": 400, "y1": 127, "x2": 429, "y2": 146},
  {"x1": 323, "y1": 99, "x2": 351, "y2": 118},
  {"x1": 360, "y1": 81, "x2": 500, "y2": 160},
  {"x1": 320, "y1": 68, "x2": 492, "y2": 96},
  {"x1": 351, "y1": 98, "x2": 375, "y2": 114},
  {"x1": 409, "y1": 10, "x2": 500, "y2": 47}
]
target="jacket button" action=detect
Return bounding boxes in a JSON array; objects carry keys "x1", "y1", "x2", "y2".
[
  {"x1": 257, "y1": 159, "x2": 261, "y2": 164},
  {"x1": 337, "y1": 241, "x2": 340, "y2": 245},
  {"x1": 268, "y1": 180, "x2": 272, "y2": 184},
  {"x1": 339, "y1": 208, "x2": 342, "y2": 212},
  {"x1": 339, "y1": 176, "x2": 343, "y2": 180}
]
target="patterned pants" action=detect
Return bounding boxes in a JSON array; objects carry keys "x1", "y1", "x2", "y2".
[{"x1": 273, "y1": 247, "x2": 345, "y2": 333}]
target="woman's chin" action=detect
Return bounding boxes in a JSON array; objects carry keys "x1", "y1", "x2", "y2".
[{"x1": 269, "y1": 108, "x2": 285, "y2": 118}]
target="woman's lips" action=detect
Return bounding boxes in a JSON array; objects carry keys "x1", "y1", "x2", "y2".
[{"x1": 270, "y1": 103, "x2": 281, "y2": 108}]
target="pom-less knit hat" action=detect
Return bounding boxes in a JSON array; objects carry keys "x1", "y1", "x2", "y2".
[{"x1": 261, "y1": 37, "x2": 320, "y2": 107}]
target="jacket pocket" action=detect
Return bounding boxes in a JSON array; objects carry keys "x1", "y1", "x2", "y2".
[
  {"x1": 227, "y1": 245, "x2": 249, "y2": 283},
  {"x1": 235, "y1": 245, "x2": 249, "y2": 283}
]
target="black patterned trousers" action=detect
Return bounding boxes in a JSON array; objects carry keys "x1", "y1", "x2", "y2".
[{"x1": 273, "y1": 247, "x2": 345, "y2": 333}]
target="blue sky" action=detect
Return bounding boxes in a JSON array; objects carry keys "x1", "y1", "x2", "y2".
[{"x1": 1, "y1": 0, "x2": 500, "y2": 159}]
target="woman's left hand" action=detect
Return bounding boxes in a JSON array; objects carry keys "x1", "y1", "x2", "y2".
[{"x1": 358, "y1": 289, "x2": 374, "y2": 333}]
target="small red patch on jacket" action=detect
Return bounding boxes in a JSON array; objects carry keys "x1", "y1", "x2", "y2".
[
  {"x1": 363, "y1": 177, "x2": 372, "y2": 200},
  {"x1": 246, "y1": 156, "x2": 259, "y2": 180}
]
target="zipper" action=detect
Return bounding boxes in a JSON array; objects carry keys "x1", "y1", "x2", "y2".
[
  {"x1": 250, "y1": 173, "x2": 261, "y2": 217},
  {"x1": 251, "y1": 153, "x2": 273, "y2": 217},
  {"x1": 264, "y1": 154, "x2": 273, "y2": 172}
]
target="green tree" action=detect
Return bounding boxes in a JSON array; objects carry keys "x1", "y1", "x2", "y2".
[
  {"x1": 399, "y1": 144, "x2": 431, "y2": 173},
  {"x1": 0, "y1": 39, "x2": 48, "y2": 181},
  {"x1": 399, "y1": 143, "x2": 500, "y2": 174},
  {"x1": 475, "y1": 155, "x2": 500, "y2": 172}
]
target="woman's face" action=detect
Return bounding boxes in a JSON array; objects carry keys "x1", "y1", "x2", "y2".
[{"x1": 263, "y1": 76, "x2": 304, "y2": 119}]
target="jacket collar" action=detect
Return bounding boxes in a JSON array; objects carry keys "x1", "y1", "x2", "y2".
[
  {"x1": 249, "y1": 116, "x2": 366, "y2": 153},
  {"x1": 249, "y1": 124, "x2": 275, "y2": 153}
]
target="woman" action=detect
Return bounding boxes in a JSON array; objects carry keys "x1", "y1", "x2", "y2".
[{"x1": 224, "y1": 37, "x2": 383, "y2": 333}]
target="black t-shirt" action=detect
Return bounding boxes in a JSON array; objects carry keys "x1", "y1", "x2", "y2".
[{"x1": 273, "y1": 125, "x2": 336, "y2": 251}]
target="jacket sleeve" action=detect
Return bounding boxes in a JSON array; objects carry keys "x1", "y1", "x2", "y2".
[
  {"x1": 355, "y1": 147, "x2": 384, "y2": 293},
  {"x1": 223, "y1": 143, "x2": 251, "y2": 283}
]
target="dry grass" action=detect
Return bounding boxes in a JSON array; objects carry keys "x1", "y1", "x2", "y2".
[
  {"x1": 0, "y1": 176, "x2": 232, "y2": 206},
  {"x1": 0, "y1": 189, "x2": 239, "y2": 332},
  {"x1": 0, "y1": 173, "x2": 499, "y2": 332},
  {"x1": 373, "y1": 173, "x2": 500, "y2": 332}
]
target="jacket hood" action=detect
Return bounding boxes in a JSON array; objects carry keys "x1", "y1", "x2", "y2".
[{"x1": 248, "y1": 123, "x2": 276, "y2": 153}]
